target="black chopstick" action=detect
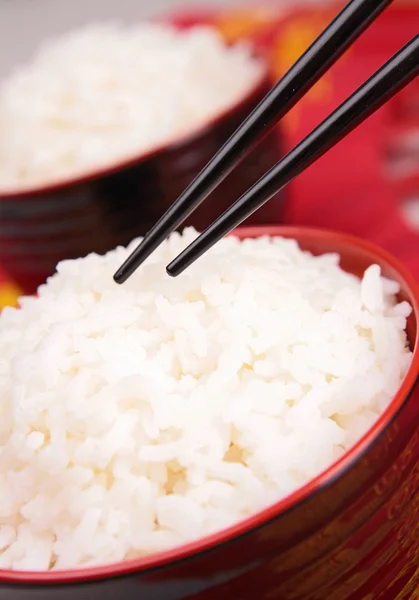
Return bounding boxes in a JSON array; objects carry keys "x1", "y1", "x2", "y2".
[
  {"x1": 167, "y1": 35, "x2": 419, "y2": 276},
  {"x1": 114, "y1": 0, "x2": 393, "y2": 284}
]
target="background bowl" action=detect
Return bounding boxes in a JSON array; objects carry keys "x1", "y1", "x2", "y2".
[
  {"x1": 0, "y1": 61, "x2": 283, "y2": 296},
  {"x1": 1, "y1": 225, "x2": 418, "y2": 600}
]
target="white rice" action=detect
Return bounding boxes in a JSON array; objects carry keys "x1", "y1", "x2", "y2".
[
  {"x1": 0, "y1": 23, "x2": 263, "y2": 191},
  {"x1": 0, "y1": 229, "x2": 412, "y2": 571}
]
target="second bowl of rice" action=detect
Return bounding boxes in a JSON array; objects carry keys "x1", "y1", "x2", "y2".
[{"x1": 0, "y1": 21, "x2": 282, "y2": 294}]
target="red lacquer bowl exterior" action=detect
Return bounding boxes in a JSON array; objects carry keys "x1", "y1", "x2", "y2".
[
  {"x1": 1, "y1": 226, "x2": 418, "y2": 600},
  {"x1": 0, "y1": 71, "x2": 282, "y2": 296}
]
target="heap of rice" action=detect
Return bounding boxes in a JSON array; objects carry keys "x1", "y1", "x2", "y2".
[
  {"x1": 0, "y1": 229, "x2": 412, "y2": 571},
  {"x1": 0, "y1": 23, "x2": 263, "y2": 191}
]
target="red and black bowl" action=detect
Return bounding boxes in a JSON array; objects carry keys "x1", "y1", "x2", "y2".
[
  {"x1": 0, "y1": 52, "x2": 282, "y2": 296},
  {"x1": 1, "y1": 225, "x2": 418, "y2": 600}
]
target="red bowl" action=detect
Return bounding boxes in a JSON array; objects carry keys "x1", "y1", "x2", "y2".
[
  {"x1": 1, "y1": 225, "x2": 418, "y2": 600},
  {"x1": 0, "y1": 63, "x2": 282, "y2": 296}
]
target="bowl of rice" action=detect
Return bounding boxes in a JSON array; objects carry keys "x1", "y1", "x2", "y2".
[
  {"x1": 0, "y1": 22, "x2": 282, "y2": 295},
  {"x1": 0, "y1": 225, "x2": 418, "y2": 600}
]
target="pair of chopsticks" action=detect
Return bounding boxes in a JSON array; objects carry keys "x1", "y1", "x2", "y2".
[{"x1": 114, "y1": 0, "x2": 419, "y2": 283}]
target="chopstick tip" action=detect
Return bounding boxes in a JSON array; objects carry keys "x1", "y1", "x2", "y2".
[
  {"x1": 113, "y1": 268, "x2": 128, "y2": 285},
  {"x1": 166, "y1": 263, "x2": 179, "y2": 278}
]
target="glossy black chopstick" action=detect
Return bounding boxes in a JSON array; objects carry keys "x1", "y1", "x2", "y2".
[
  {"x1": 167, "y1": 35, "x2": 419, "y2": 276},
  {"x1": 114, "y1": 0, "x2": 393, "y2": 284}
]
